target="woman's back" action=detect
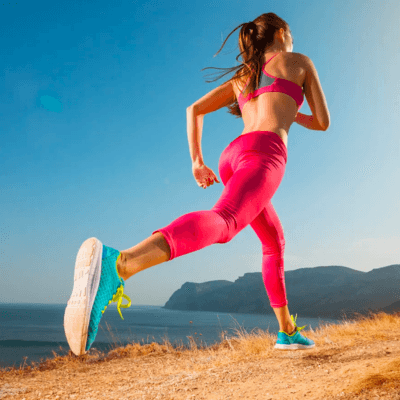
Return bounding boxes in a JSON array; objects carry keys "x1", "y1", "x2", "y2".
[{"x1": 232, "y1": 51, "x2": 329, "y2": 148}]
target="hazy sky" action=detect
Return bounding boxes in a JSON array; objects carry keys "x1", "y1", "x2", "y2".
[{"x1": 1, "y1": 0, "x2": 399, "y2": 307}]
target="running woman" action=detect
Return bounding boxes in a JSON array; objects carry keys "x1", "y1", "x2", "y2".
[{"x1": 64, "y1": 12, "x2": 330, "y2": 355}]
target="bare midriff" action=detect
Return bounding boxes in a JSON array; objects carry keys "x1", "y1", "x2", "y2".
[{"x1": 231, "y1": 52, "x2": 306, "y2": 150}]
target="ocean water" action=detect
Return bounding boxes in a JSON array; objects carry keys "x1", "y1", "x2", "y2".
[{"x1": 0, "y1": 302, "x2": 340, "y2": 371}]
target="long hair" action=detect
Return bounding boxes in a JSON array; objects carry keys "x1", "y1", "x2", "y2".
[{"x1": 201, "y1": 13, "x2": 291, "y2": 118}]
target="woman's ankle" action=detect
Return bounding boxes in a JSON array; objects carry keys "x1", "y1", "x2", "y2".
[
  {"x1": 117, "y1": 252, "x2": 128, "y2": 281},
  {"x1": 282, "y1": 325, "x2": 296, "y2": 335}
]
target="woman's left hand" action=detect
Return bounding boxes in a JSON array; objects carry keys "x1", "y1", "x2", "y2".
[{"x1": 192, "y1": 162, "x2": 220, "y2": 189}]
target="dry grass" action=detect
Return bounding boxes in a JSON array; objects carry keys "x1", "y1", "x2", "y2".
[{"x1": 1, "y1": 310, "x2": 400, "y2": 399}]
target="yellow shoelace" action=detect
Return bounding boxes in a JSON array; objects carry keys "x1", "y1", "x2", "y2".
[
  {"x1": 101, "y1": 285, "x2": 132, "y2": 320},
  {"x1": 291, "y1": 314, "x2": 308, "y2": 337}
]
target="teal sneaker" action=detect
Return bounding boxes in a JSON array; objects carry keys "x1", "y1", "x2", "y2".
[
  {"x1": 274, "y1": 314, "x2": 315, "y2": 350},
  {"x1": 64, "y1": 237, "x2": 132, "y2": 356}
]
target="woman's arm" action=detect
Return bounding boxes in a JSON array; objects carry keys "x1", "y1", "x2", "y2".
[
  {"x1": 295, "y1": 112, "x2": 327, "y2": 131},
  {"x1": 186, "y1": 107, "x2": 205, "y2": 165},
  {"x1": 300, "y1": 54, "x2": 330, "y2": 130}
]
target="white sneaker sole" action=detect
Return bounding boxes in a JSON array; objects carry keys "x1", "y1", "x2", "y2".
[
  {"x1": 274, "y1": 343, "x2": 315, "y2": 350},
  {"x1": 63, "y1": 237, "x2": 103, "y2": 356}
]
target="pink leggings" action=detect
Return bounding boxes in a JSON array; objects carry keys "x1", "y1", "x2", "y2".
[{"x1": 153, "y1": 130, "x2": 288, "y2": 308}]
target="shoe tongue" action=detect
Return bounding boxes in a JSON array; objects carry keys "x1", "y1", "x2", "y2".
[{"x1": 102, "y1": 245, "x2": 120, "y2": 260}]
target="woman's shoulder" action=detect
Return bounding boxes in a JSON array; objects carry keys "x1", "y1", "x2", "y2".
[
  {"x1": 281, "y1": 51, "x2": 309, "y2": 64},
  {"x1": 249, "y1": 51, "x2": 309, "y2": 70},
  {"x1": 231, "y1": 52, "x2": 309, "y2": 88}
]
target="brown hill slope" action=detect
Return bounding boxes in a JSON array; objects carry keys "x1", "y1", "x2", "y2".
[{"x1": 1, "y1": 310, "x2": 400, "y2": 399}]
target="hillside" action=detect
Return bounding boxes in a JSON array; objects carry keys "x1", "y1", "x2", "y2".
[{"x1": 1, "y1": 310, "x2": 400, "y2": 399}]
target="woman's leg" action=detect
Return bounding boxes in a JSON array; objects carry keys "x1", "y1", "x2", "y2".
[
  {"x1": 117, "y1": 201, "x2": 296, "y2": 335},
  {"x1": 117, "y1": 231, "x2": 172, "y2": 281},
  {"x1": 116, "y1": 164, "x2": 270, "y2": 280},
  {"x1": 118, "y1": 131, "x2": 288, "y2": 292},
  {"x1": 250, "y1": 202, "x2": 295, "y2": 334}
]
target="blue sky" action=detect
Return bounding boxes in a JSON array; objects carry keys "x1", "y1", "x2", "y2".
[{"x1": 1, "y1": 0, "x2": 399, "y2": 307}]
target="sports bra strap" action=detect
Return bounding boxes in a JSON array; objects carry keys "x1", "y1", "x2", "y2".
[{"x1": 264, "y1": 52, "x2": 280, "y2": 66}]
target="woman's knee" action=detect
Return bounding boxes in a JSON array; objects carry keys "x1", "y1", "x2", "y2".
[
  {"x1": 261, "y1": 240, "x2": 285, "y2": 256},
  {"x1": 211, "y1": 209, "x2": 238, "y2": 244}
]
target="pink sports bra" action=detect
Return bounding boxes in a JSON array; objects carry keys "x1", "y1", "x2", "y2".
[{"x1": 238, "y1": 52, "x2": 304, "y2": 112}]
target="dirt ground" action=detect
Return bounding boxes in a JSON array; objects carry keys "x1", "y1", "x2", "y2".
[{"x1": 1, "y1": 312, "x2": 400, "y2": 400}]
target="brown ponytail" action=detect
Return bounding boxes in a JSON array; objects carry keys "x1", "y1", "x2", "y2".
[{"x1": 201, "y1": 13, "x2": 290, "y2": 118}]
